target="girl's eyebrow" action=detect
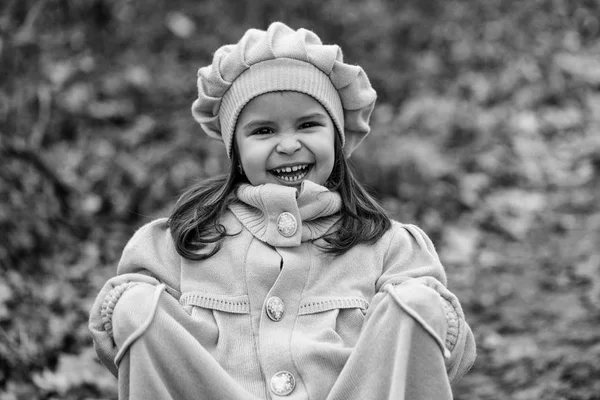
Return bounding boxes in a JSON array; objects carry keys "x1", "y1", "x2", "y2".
[
  {"x1": 240, "y1": 112, "x2": 328, "y2": 131},
  {"x1": 297, "y1": 112, "x2": 329, "y2": 121},
  {"x1": 239, "y1": 119, "x2": 275, "y2": 131}
]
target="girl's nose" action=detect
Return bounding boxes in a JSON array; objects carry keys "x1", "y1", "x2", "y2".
[{"x1": 276, "y1": 135, "x2": 301, "y2": 154}]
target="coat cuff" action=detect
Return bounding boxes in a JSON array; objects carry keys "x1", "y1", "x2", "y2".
[
  {"x1": 410, "y1": 277, "x2": 463, "y2": 352},
  {"x1": 383, "y1": 282, "x2": 451, "y2": 359},
  {"x1": 440, "y1": 294, "x2": 460, "y2": 352},
  {"x1": 89, "y1": 273, "x2": 162, "y2": 376},
  {"x1": 382, "y1": 276, "x2": 463, "y2": 354},
  {"x1": 100, "y1": 282, "x2": 136, "y2": 340},
  {"x1": 380, "y1": 276, "x2": 476, "y2": 382}
]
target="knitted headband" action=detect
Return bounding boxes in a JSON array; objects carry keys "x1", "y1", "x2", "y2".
[{"x1": 191, "y1": 22, "x2": 377, "y2": 158}]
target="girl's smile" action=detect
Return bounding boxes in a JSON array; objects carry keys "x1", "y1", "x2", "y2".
[
  {"x1": 269, "y1": 163, "x2": 311, "y2": 184},
  {"x1": 234, "y1": 91, "x2": 336, "y2": 188}
]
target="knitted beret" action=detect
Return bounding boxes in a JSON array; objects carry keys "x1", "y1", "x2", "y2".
[{"x1": 191, "y1": 22, "x2": 377, "y2": 158}]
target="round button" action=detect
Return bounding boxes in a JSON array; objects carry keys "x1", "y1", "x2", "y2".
[
  {"x1": 266, "y1": 296, "x2": 285, "y2": 321},
  {"x1": 270, "y1": 371, "x2": 295, "y2": 396},
  {"x1": 277, "y1": 212, "x2": 297, "y2": 237}
]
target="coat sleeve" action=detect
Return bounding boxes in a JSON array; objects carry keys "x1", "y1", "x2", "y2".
[
  {"x1": 375, "y1": 221, "x2": 476, "y2": 383},
  {"x1": 89, "y1": 218, "x2": 182, "y2": 376}
]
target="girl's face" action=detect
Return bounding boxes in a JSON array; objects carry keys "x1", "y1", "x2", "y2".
[{"x1": 234, "y1": 91, "x2": 336, "y2": 188}]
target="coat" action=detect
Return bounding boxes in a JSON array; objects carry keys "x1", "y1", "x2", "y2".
[{"x1": 89, "y1": 181, "x2": 476, "y2": 399}]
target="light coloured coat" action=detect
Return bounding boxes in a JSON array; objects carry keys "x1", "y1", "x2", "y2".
[{"x1": 89, "y1": 181, "x2": 476, "y2": 399}]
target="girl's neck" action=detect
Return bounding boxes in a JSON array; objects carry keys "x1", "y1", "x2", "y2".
[{"x1": 229, "y1": 181, "x2": 342, "y2": 247}]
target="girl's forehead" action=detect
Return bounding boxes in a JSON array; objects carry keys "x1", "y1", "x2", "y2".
[{"x1": 242, "y1": 91, "x2": 327, "y2": 115}]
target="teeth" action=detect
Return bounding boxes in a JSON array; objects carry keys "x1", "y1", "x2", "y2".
[
  {"x1": 271, "y1": 164, "x2": 310, "y2": 182},
  {"x1": 273, "y1": 164, "x2": 308, "y2": 174},
  {"x1": 282, "y1": 173, "x2": 305, "y2": 182}
]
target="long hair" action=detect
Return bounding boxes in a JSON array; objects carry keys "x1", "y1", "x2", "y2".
[
  {"x1": 168, "y1": 134, "x2": 391, "y2": 260},
  {"x1": 167, "y1": 152, "x2": 246, "y2": 260},
  {"x1": 320, "y1": 135, "x2": 392, "y2": 254}
]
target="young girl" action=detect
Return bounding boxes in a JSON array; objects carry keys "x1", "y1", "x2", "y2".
[{"x1": 90, "y1": 22, "x2": 476, "y2": 400}]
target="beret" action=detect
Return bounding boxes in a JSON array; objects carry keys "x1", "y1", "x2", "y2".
[{"x1": 191, "y1": 22, "x2": 377, "y2": 157}]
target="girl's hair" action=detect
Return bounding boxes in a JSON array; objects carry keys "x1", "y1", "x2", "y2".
[{"x1": 168, "y1": 135, "x2": 391, "y2": 260}]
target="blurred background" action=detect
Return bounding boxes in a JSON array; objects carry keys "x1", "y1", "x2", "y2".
[{"x1": 1, "y1": 0, "x2": 600, "y2": 399}]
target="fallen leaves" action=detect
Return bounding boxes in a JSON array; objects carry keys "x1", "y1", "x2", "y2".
[
  {"x1": 484, "y1": 189, "x2": 547, "y2": 240},
  {"x1": 32, "y1": 348, "x2": 116, "y2": 397},
  {"x1": 0, "y1": 283, "x2": 12, "y2": 321},
  {"x1": 555, "y1": 52, "x2": 600, "y2": 85},
  {"x1": 1, "y1": 0, "x2": 600, "y2": 399},
  {"x1": 165, "y1": 12, "x2": 196, "y2": 39}
]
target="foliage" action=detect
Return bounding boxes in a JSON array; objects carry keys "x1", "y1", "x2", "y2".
[{"x1": 1, "y1": 0, "x2": 599, "y2": 398}]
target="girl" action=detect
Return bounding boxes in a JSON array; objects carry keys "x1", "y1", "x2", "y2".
[{"x1": 90, "y1": 22, "x2": 476, "y2": 400}]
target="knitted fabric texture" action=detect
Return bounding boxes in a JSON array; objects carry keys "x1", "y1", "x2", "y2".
[
  {"x1": 100, "y1": 281, "x2": 134, "y2": 339},
  {"x1": 191, "y1": 21, "x2": 377, "y2": 157},
  {"x1": 228, "y1": 180, "x2": 342, "y2": 247}
]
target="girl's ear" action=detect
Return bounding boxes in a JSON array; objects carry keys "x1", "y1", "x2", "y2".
[
  {"x1": 325, "y1": 131, "x2": 346, "y2": 189},
  {"x1": 229, "y1": 141, "x2": 247, "y2": 182}
]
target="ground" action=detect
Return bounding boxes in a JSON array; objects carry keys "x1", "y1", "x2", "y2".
[{"x1": 1, "y1": 0, "x2": 599, "y2": 399}]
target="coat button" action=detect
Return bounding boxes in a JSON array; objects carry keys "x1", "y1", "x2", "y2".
[
  {"x1": 266, "y1": 296, "x2": 285, "y2": 321},
  {"x1": 277, "y1": 212, "x2": 297, "y2": 237},
  {"x1": 270, "y1": 371, "x2": 295, "y2": 396}
]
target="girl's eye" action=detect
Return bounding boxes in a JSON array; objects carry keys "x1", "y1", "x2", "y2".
[
  {"x1": 299, "y1": 121, "x2": 319, "y2": 129},
  {"x1": 252, "y1": 127, "x2": 273, "y2": 135}
]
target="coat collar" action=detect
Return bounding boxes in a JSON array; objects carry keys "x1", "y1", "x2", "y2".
[{"x1": 228, "y1": 181, "x2": 342, "y2": 247}]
